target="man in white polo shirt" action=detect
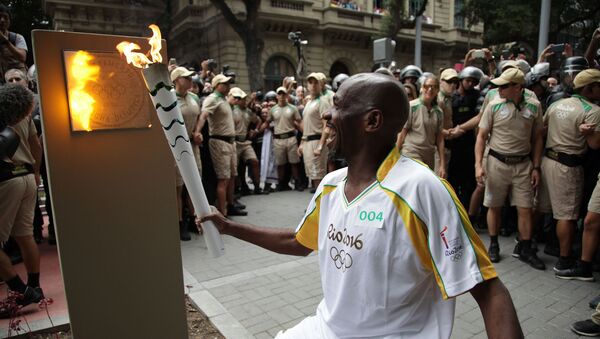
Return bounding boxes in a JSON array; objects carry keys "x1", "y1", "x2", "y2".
[{"x1": 200, "y1": 73, "x2": 522, "y2": 339}]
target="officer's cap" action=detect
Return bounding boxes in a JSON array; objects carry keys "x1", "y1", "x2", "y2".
[
  {"x1": 229, "y1": 87, "x2": 247, "y2": 99},
  {"x1": 170, "y1": 67, "x2": 195, "y2": 82},
  {"x1": 491, "y1": 68, "x2": 525, "y2": 86},
  {"x1": 440, "y1": 68, "x2": 459, "y2": 81},
  {"x1": 573, "y1": 69, "x2": 600, "y2": 89},
  {"x1": 211, "y1": 74, "x2": 232, "y2": 88}
]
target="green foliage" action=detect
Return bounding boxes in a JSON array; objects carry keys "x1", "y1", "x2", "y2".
[
  {"x1": 462, "y1": 0, "x2": 600, "y2": 52},
  {"x1": 381, "y1": 0, "x2": 428, "y2": 39}
]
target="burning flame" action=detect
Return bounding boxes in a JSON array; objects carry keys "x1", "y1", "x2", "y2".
[
  {"x1": 116, "y1": 24, "x2": 163, "y2": 68},
  {"x1": 69, "y1": 51, "x2": 100, "y2": 131}
]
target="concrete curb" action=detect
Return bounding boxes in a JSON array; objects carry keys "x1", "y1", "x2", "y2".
[{"x1": 183, "y1": 266, "x2": 254, "y2": 338}]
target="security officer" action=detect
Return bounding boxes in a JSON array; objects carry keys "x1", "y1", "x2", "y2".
[
  {"x1": 230, "y1": 87, "x2": 264, "y2": 195},
  {"x1": 540, "y1": 69, "x2": 600, "y2": 279},
  {"x1": 267, "y1": 86, "x2": 303, "y2": 191},
  {"x1": 397, "y1": 74, "x2": 446, "y2": 177},
  {"x1": 475, "y1": 68, "x2": 545, "y2": 270},
  {"x1": 546, "y1": 56, "x2": 589, "y2": 107},
  {"x1": 436, "y1": 68, "x2": 458, "y2": 173},
  {"x1": 171, "y1": 66, "x2": 203, "y2": 240},
  {"x1": 525, "y1": 62, "x2": 551, "y2": 111},
  {"x1": 198, "y1": 74, "x2": 246, "y2": 216},
  {"x1": 299, "y1": 73, "x2": 331, "y2": 192},
  {"x1": 446, "y1": 66, "x2": 482, "y2": 210},
  {"x1": 399, "y1": 65, "x2": 422, "y2": 86}
]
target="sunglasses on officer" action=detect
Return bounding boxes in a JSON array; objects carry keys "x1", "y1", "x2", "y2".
[
  {"x1": 422, "y1": 84, "x2": 439, "y2": 91},
  {"x1": 444, "y1": 79, "x2": 459, "y2": 85}
]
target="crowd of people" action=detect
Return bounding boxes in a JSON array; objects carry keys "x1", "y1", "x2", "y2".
[{"x1": 2, "y1": 0, "x2": 600, "y2": 332}]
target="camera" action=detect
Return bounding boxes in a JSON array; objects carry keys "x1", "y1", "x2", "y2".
[
  {"x1": 207, "y1": 59, "x2": 217, "y2": 71},
  {"x1": 472, "y1": 49, "x2": 485, "y2": 59},
  {"x1": 288, "y1": 31, "x2": 307, "y2": 46},
  {"x1": 551, "y1": 43, "x2": 565, "y2": 54}
]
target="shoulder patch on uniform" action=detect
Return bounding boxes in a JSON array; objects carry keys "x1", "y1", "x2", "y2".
[
  {"x1": 525, "y1": 102, "x2": 538, "y2": 114},
  {"x1": 578, "y1": 98, "x2": 593, "y2": 113},
  {"x1": 491, "y1": 102, "x2": 504, "y2": 114}
]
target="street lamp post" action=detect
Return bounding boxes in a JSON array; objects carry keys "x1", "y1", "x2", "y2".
[{"x1": 538, "y1": 0, "x2": 551, "y2": 59}]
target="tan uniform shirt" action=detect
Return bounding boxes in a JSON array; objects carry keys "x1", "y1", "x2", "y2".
[
  {"x1": 403, "y1": 98, "x2": 443, "y2": 157},
  {"x1": 6, "y1": 117, "x2": 37, "y2": 166},
  {"x1": 479, "y1": 94, "x2": 543, "y2": 155},
  {"x1": 177, "y1": 93, "x2": 200, "y2": 137},
  {"x1": 480, "y1": 87, "x2": 537, "y2": 114},
  {"x1": 437, "y1": 91, "x2": 453, "y2": 129},
  {"x1": 201, "y1": 92, "x2": 235, "y2": 136},
  {"x1": 269, "y1": 104, "x2": 300, "y2": 135},
  {"x1": 233, "y1": 105, "x2": 260, "y2": 145},
  {"x1": 302, "y1": 95, "x2": 331, "y2": 137},
  {"x1": 544, "y1": 95, "x2": 600, "y2": 155},
  {"x1": 322, "y1": 89, "x2": 334, "y2": 107}
]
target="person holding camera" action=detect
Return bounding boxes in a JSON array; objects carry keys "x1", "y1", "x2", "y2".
[
  {"x1": 464, "y1": 48, "x2": 496, "y2": 78},
  {"x1": 0, "y1": 5, "x2": 27, "y2": 85},
  {"x1": 0, "y1": 84, "x2": 44, "y2": 317}
]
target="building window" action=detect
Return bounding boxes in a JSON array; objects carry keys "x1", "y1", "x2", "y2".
[
  {"x1": 264, "y1": 55, "x2": 295, "y2": 91},
  {"x1": 454, "y1": 0, "x2": 466, "y2": 29},
  {"x1": 329, "y1": 61, "x2": 350, "y2": 80}
]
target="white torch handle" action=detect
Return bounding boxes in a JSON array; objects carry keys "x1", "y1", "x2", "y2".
[{"x1": 143, "y1": 63, "x2": 224, "y2": 257}]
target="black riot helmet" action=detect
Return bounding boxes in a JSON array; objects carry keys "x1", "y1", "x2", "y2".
[
  {"x1": 264, "y1": 90, "x2": 277, "y2": 102},
  {"x1": 561, "y1": 56, "x2": 588, "y2": 88},
  {"x1": 332, "y1": 73, "x2": 349, "y2": 91},
  {"x1": 459, "y1": 66, "x2": 484, "y2": 82},
  {"x1": 399, "y1": 65, "x2": 423, "y2": 83}
]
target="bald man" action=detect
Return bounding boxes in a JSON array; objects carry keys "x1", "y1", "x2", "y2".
[{"x1": 199, "y1": 73, "x2": 522, "y2": 339}]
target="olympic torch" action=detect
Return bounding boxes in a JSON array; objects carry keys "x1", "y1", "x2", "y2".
[{"x1": 117, "y1": 25, "x2": 224, "y2": 257}]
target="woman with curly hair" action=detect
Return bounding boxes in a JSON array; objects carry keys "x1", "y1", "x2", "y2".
[{"x1": 0, "y1": 83, "x2": 44, "y2": 318}]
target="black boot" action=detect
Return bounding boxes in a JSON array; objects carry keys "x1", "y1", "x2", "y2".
[{"x1": 179, "y1": 221, "x2": 191, "y2": 241}]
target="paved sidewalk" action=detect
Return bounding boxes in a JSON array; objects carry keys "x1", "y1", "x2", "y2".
[{"x1": 181, "y1": 191, "x2": 599, "y2": 339}]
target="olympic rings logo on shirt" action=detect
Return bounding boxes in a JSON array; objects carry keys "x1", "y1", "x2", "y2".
[{"x1": 330, "y1": 246, "x2": 353, "y2": 272}]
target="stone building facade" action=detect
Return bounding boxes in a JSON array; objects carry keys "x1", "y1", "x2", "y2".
[{"x1": 44, "y1": 0, "x2": 483, "y2": 91}]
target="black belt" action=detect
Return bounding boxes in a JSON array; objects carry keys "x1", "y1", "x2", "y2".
[
  {"x1": 211, "y1": 135, "x2": 235, "y2": 144},
  {"x1": 0, "y1": 163, "x2": 33, "y2": 183},
  {"x1": 235, "y1": 135, "x2": 247, "y2": 142},
  {"x1": 304, "y1": 134, "x2": 322, "y2": 141},
  {"x1": 488, "y1": 149, "x2": 530, "y2": 165},
  {"x1": 545, "y1": 148, "x2": 584, "y2": 167},
  {"x1": 274, "y1": 131, "x2": 295, "y2": 139}
]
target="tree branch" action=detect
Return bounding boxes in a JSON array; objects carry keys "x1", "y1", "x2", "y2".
[
  {"x1": 552, "y1": 4, "x2": 600, "y2": 33},
  {"x1": 209, "y1": 0, "x2": 247, "y2": 37}
]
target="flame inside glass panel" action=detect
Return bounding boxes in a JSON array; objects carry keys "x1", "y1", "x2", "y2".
[{"x1": 68, "y1": 51, "x2": 100, "y2": 131}]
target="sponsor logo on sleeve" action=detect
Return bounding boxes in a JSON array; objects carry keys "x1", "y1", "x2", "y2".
[{"x1": 440, "y1": 226, "x2": 464, "y2": 262}]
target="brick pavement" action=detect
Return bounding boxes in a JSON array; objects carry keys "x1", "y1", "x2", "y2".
[{"x1": 181, "y1": 190, "x2": 599, "y2": 338}]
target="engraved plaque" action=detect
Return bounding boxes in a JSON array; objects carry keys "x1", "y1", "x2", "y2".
[{"x1": 63, "y1": 50, "x2": 152, "y2": 132}]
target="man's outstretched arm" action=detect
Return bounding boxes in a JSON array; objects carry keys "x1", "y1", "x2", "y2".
[
  {"x1": 470, "y1": 278, "x2": 523, "y2": 339},
  {"x1": 199, "y1": 210, "x2": 313, "y2": 256}
]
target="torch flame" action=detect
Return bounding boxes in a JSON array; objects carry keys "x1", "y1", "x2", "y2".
[
  {"x1": 116, "y1": 24, "x2": 163, "y2": 68},
  {"x1": 148, "y1": 24, "x2": 163, "y2": 64},
  {"x1": 69, "y1": 51, "x2": 100, "y2": 131}
]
